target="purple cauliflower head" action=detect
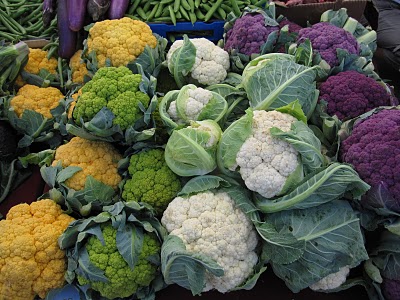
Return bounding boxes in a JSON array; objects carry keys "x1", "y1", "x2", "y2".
[
  {"x1": 319, "y1": 71, "x2": 393, "y2": 120},
  {"x1": 297, "y1": 22, "x2": 360, "y2": 67},
  {"x1": 224, "y1": 13, "x2": 279, "y2": 56},
  {"x1": 382, "y1": 278, "x2": 400, "y2": 300},
  {"x1": 340, "y1": 109, "x2": 400, "y2": 206}
]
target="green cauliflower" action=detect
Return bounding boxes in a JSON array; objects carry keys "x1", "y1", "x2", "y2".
[
  {"x1": 77, "y1": 224, "x2": 160, "y2": 299},
  {"x1": 122, "y1": 149, "x2": 181, "y2": 214},
  {"x1": 107, "y1": 91, "x2": 150, "y2": 130},
  {"x1": 72, "y1": 66, "x2": 148, "y2": 130}
]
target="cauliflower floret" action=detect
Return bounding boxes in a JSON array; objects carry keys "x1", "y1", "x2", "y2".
[
  {"x1": 236, "y1": 110, "x2": 298, "y2": 198},
  {"x1": 161, "y1": 191, "x2": 259, "y2": 293},
  {"x1": 309, "y1": 266, "x2": 350, "y2": 291},
  {"x1": 167, "y1": 87, "x2": 213, "y2": 121},
  {"x1": 167, "y1": 38, "x2": 230, "y2": 86}
]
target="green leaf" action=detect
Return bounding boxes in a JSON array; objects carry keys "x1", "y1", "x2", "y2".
[
  {"x1": 275, "y1": 100, "x2": 307, "y2": 124},
  {"x1": 255, "y1": 163, "x2": 370, "y2": 213},
  {"x1": 259, "y1": 222, "x2": 305, "y2": 264},
  {"x1": 57, "y1": 166, "x2": 82, "y2": 183},
  {"x1": 165, "y1": 124, "x2": 219, "y2": 176},
  {"x1": 217, "y1": 109, "x2": 253, "y2": 177},
  {"x1": 116, "y1": 225, "x2": 144, "y2": 269},
  {"x1": 178, "y1": 175, "x2": 230, "y2": 196},
  {"x1": 271, "y1": 121, "x2": 324, "y2": 173},
  {"x1": 40, "y1": 165, "x2": 59, "y2": 188},
  {"x1": 77, "y1": 247, "x2": 108, "y2": 283},
  {"x1": 161, "y1": 235, "x2": 224, "y2": 296},
  {"x1": 82, "y1": 176, "x2": 115, "y2": 204},
  {"x1": 19, "y1": 149, "x2": 55, "y2": 168},
  {"x1": 267, "y1": 200, "x2": 368, "y2": 293},
  {"x1": 241, "y1": 53, "x2": 318, "y2": 118},
  {"x1": 169, "y1": 35, "x2": 196, "y2": 88}
]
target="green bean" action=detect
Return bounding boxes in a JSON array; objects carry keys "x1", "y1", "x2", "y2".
[
  {"x1": 189, "y1": 11, "x2": 196, "y2": 24},
  {"x1": 204, "y1": 0, "x2": 223, "y2": 21},
  {"x1": 155, "y1": 3, "x2": 164, "y2": 17},
  {"x1": 0, "y1": 30, "x2": 19, "y2": 41},
  {"x1": 1, "y1": 0, "x2": 11, "y2": 15},
  {"x1": 195, "y1": 0, "x2": 200, "y2": 7},
  {"x1": 168, "y1": 5, "x2": 176, "y2": 25},
  {"x1": 162, "y1": 7, "x2": 170, "y2": 17},
  {"x1": 180, "y1": 0, "x2": 191, "y2": 11},
  {"x1": 136, "y1": 7, "x2": 148, "y2": 19},
  {"x1": 230, "y1": 0, "x2": 241, "y2": 16},
  {"x1": 200, "y1": 3, "x2": 211, "y2": 10},
  {"x1": 173, "y1": 0, "x2": 180, "y2": 12},
  {"x1": 128, "y1": 0, "x2": 142, "y2": 14},
  {"x1": 125, "y1": 14, "x2": 141, "y2": 20},
  {"x1": 160, "y1": 0, "x2": 174, "y2": 4},
  {"x1": 195, "y1": 9, "x2": 205, "y2": 20},
  {"x1": 179, "y1": 6, "x2": 190, "y2": 21},
  {"x1": 143, "y1": 1, "x2": 152, "y2": 12},
  {"x1": 187, "y1": 0, "x2": 195, "y2": 12},
  {"x1": 254, "y1": 0, "x2": 267, "y2": 6},
  {"x1": 0, "y1": 11, "x2": 26, "y2": 35},
  {"x1": 152, "y1": 16, "x2": 173, "y2": 22},
  {"x1": 147, "y1": 4, "x2": 159, "y2": 21},
  {"x1": 217, "y1": 7, "x2": 226, "y2": 19},
  {"x1": 175, "y1": 11, "x2": 181, "y2": 19},
  {"x1": 20, "y1": 3, "x2": 42, "y2": 24}
]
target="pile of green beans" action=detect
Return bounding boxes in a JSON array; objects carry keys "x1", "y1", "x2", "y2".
[
  {"x1": 0, "y1": 0, "x2": 57, "y2": 42},
  {"x1": 125, "y1": 0, "x2": 266, "y2": 25}
]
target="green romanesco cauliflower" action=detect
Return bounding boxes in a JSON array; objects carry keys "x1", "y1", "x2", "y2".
[
  {"x1": 77, "y1": 224, "x2": 160, "y2": 299},
  {"x1": 122, "y1": 149, "x2": 181, "y2": 214},
  {"x1": 72, "y1": 66, "x2": 149, "y2": 129},
  {"x1": 107, "y1": 91, "x2": 150, "y2": 130}
]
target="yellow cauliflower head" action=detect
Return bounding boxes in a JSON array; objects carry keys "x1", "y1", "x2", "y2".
[
  {"x1": 69, "y1": 50, "x2": 88, "y2": 84},
  {"x1": 15, "y1": 48, "x2": 58, "y2": 86},
  {"x1": 10, "y1": 84, "x2": 64, "y2": 118},
  {"x1": 51, "y1": 137, "x2": 122, "y2": 191},
  {"x1": 0, "y1": 199, "x2": 75, "y2": 300},
  {"x1": 87, "y1": 17, "x2": 157, "y2": 67}
]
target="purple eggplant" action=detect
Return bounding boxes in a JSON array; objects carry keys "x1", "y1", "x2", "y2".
[
  {"x1": 107, "y1": 0, "x2": 130, "y2": 19},
  {"x1": 87, "y1": 0, "x2": 111, "y2": 21},
  {"x1": 58, "y1": 0, "x2": 77, "y2": 59},
  {"x1": 42, "y1": 0, "x2": 56, "y2": 28},
  {"x1": 68, "y1": 0, "x2": 89, "y2": 31}
]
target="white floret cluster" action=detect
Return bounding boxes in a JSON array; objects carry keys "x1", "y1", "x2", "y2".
[
  {"x1": 161, "y1": 191, "x2": 259, "y2": 293},
  {"x1": 167, "y1": 38, "x2": 230, "y2": 85},
  {"x1": 235, "y1": 110, "x2": 299, "y2": 198}
]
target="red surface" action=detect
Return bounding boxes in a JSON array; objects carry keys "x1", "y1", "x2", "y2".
[
  {"x1": 0, "y1": 166, "x2": 45, "y2": 217},
  {"x1": 0, "y1": 171, "x2": 369, "y2": 299}
]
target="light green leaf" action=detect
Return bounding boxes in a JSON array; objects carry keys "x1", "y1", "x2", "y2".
[
  {"x1": 57, "y1": 166, "x2": 82, "y2": 183},
  {"x1": 255, "y1": 163, "x2": 370, "y2": 213},
  {"x1": 178, "y1": 175, "x2": 230, "y2": 196},
  {"x1": 82, "y1": 176, "x2": 115, "y2": 204},
  {"x1": 268, "y1": 200, "x2": 368, "y2": 292},
  {"x1": 169, "y1": 35, "x2": 196, "y2": 88},
  {"x1": 271, "y1": 121, "x2": 324, "y2": 173},
  {"x1": 161, "y1": 235, "x2": 224, "y2": 296}
]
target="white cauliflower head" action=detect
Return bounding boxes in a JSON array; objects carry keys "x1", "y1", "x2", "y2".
[
  {"x1": 309, "y1": 266, "x2": 350, "y2": 291},
  {"x1": 235, "y1": 110, "x2": 299, "y2": 198},
  {"x1": 167, "y1": 87, "x2": 213, "y2": 122},
  {"x1": 161, "y1": 191, "x2": 259, "y2": 293},
  {"x1": 167, "y1": 38, "x2": 230, "y2": 86}
]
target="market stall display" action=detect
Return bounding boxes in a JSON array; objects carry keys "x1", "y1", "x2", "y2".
[{"x1": 0, "y1": 1, "x2": 399, "y2": 300}]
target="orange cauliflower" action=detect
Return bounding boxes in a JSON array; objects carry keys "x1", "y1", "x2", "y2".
[
  {"x1": 87, "y1": 17, "x2": 157, "y2": 67},
  {"x1": 15, "y1": 48, "x2": 58, "y2": 86},
  {"x1": 69, "y1": 50, "x2": 88, "y2": 84},
  {"x1": 10, "y1": 84, "x2": 64, "y2": 118},
  {"x1": 67, "y1": 89, "x2": 82, "y2": 119},
  {"x1": 51, "y1": 137, "x2": 122, "y2": 190},
  {"x1": 0, "y1": 199, "x2": 75, "y2": 300}
]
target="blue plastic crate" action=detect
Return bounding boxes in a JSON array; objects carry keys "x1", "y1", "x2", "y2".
[{"x1": 149, "y1": 20, "x2": 225, "y2": 42}]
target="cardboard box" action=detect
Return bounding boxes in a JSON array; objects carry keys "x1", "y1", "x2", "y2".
[{"x1": 275, "y1": 0, "x2": 367, "y2": 26}]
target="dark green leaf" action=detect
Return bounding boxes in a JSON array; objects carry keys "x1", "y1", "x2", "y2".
[{"x1": 116, "y1": 225, "x2": 144, "y2": 269}]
